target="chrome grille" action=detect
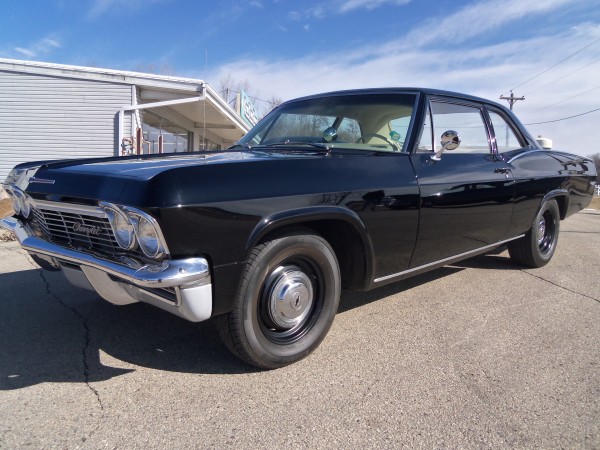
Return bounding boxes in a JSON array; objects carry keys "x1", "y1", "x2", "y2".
[{"x1": 31, "y1": 202, "x2": 120, "y2": 256}]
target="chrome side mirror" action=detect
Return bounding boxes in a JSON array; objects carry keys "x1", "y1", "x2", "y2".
[
  {"x1": 323, "y1": 127, "x2": 338, "y2": 143},
  {"x1": 431, "y1": 130, "x2": 461, "y2": 161}
]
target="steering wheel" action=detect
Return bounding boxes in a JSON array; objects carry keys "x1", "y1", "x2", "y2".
[{"x1": 356, "y1": 133, "x2": 400, "y2": 151}]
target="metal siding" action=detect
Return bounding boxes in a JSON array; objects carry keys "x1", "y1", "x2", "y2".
[{"x1": 0, "y1": 71, "x2": 132, "y2": 182}]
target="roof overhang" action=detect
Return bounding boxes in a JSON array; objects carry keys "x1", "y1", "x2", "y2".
[{"x1": 0, "y1": 58, "x2": 251, "y2": 146}]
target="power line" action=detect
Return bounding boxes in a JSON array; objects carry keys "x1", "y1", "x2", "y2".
[
  {"x1": 510, "y1": 36, "x2": 600, "y2": 92},
  {"x1": 524, "y1": 106, "x2": 600, "y2": 125},
  {"x1": 530, "y1": 82, "x2": 600, "y2": 113},
  {"x1": 525, "y1": 57, "x2": 600, "y2": 96},
  {"x1": 223, "y1": 90, "x2": 274, "y2": 104}
]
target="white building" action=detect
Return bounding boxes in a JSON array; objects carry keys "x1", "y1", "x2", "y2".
[{"x1": 0, "y1": 58, "x2": 250, "y2": 182}]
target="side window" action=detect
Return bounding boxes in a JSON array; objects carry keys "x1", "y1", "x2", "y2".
[
  {"x1": 430, "y1": 102, "x2": 491, "y2": 154},
  {"x1": 488, "y1": 110, "x2": 524, "y2": 153},
  {"x1": 417, "y1": 105, "x2": 433, "y2": 152}
]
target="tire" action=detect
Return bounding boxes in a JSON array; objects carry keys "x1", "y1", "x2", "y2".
[
  {"x1": 217, "y1": 229, "x2": 341, "y2": 369},
  {"x1": 508, "y1": 199, "x2": 560, "y2": 268}
]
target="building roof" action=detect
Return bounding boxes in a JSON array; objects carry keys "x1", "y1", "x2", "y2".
[{"x1": 0, "y1": 58, "x2": 251, "y2": 145}]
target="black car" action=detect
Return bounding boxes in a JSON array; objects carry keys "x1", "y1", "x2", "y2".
[{"x1": 1, "y1": 88, "x2": 597, "y2": 368}]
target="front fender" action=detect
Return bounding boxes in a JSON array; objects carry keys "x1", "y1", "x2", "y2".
[{"x1": 246, "y1": 206, "x2": 375, "y2": 289}]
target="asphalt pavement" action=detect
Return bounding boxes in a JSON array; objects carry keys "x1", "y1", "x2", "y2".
[{"x1": 0, "y1": 211, "x2": 599, "y2": 449}]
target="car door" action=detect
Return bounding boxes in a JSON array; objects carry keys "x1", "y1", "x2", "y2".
[{"x1": 409, "y1": 98, "x2": 515, "y2": 268}]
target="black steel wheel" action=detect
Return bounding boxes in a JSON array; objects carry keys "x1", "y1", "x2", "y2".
[
  {"x1": 217, "y1": 229, "x2": 340, "y2": 369},
  {"x1": 508, "y1": 199, "x2": 560, "y2": 268}
]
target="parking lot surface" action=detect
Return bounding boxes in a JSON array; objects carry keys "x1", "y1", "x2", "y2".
[{"x1": 1, "y1": 211, "x2": 599, "y2": 449}]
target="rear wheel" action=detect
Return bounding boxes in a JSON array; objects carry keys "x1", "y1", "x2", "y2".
[
  {"x1": 508, "y1": 199, "x2": 560, "y2": 268},
  {"x1": 217, "y1": 230, "x2": 340, "y2": 369}
]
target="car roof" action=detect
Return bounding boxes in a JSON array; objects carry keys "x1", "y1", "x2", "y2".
[{"x1": 286, "y1": 88, "x2": 502, "y2": 109}]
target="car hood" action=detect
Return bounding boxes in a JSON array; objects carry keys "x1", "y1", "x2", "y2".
[
  {"x1": 22, "y1": 151, "x2": 300, "y2": 180},
  {"x1": 11, "y1": 149, "x2": 388, "y2": 208}
]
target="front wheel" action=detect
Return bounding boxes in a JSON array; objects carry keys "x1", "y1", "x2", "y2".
[
  {"x1": 508, "y1": 199, "x2": 560, "y2": 268},
  {"x1": 217, "y1": 230, "x2": 341, "y2": 369}
]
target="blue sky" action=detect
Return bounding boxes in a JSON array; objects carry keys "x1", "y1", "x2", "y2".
[{"x1": 1, "y1": 0, "x2": 600, "y2": 155}]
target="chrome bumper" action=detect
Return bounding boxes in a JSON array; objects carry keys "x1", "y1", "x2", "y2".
[{"x1": 0, "y1": 216, "x2": 213, "y2": 322}]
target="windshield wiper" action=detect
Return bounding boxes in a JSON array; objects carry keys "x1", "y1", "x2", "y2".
[
  {"x1": 227, "y1": 143, "x2": 253, "y2": 150},
  {"x1": 263, "y1": 141, "x2": 331, "y2": 152}
]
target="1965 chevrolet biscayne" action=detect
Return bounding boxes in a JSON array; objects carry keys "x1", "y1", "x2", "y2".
[{"x1": 1, "y1": 88, "x2": 597, "y2": 368}]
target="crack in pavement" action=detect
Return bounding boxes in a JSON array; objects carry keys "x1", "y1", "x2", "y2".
[
  {"x1": 19, "y1": 251, "x2": 106, "y2": 433},
  {"x1": 36, "y1": 270, "x2": 105, "y2": 411},
  {"x1": 520, "y1": 269, "x2": 600, "y2": 305}
]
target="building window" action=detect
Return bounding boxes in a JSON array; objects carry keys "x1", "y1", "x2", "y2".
[{"x1": 141, "y1": 110, "x2": 191, "y2": 154}]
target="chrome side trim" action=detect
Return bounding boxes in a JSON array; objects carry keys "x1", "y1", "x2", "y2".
[
  {"x1": 506, "y1": 149, "x2": 542, "y2": 163},
  {"x1": 373, "y1": 235, "x2": 525, "y2": 284}
]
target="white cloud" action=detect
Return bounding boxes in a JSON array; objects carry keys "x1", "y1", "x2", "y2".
[
  {"x1": 12, "y1": 36, "x2": 62, "y2": 59},
  {"x1": 14, "y1": 47, "x2": 37, "y2": 58},
  {"x1": 290, "y1": 0, "x2": 409, "y2": 19},
  {"x1": 402, "y1": 0, "x2": 588, "y2": 48},
  {"x1": 339, "y1": 0, "x2": 411, "y2": 13},
  {"x1": 205, "y1": 3, "x2": 600, "y2": 156},
  {"x1": 88, "y1": 0, "x2": 168, "y2": 18}
]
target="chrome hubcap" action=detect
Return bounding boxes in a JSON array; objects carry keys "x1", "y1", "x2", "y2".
[
  {"x1": 537, "y1": 218, "x2": 546, "y2": 245},
  {"x1": 268, "y1": 269, "x2": 314, "y2": 329}
]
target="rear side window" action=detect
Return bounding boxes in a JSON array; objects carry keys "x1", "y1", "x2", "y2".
[{"x1": 488, "y1": 110, "x2": 524, "y2": 153}]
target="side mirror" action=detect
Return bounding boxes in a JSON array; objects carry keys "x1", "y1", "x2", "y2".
[
  {"x1": 431, "y1": 130, "x2": 461, "y2": 161},
  {"x1": 323, "y1": 127, "x2": 338, "y2": 143}
]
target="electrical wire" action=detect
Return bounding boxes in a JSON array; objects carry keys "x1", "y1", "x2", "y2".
[
  {"x1": 510, "y1": 36, "x2": 600, "y2": 92},
  {"x1": 529, "y1": 83, "x2": 600, "y2": 113},
  {"x1": 524, "y1": 106, "x2": 600, "y2": 125},
  {"x1": 224, "y1": 90, "x2": 273, "y2": 104},
  {"x1": 525, "y1": 57, "x2": 600, "y2": 96}
]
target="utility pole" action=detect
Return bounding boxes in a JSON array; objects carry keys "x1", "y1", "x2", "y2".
[
  {"x1": 499, "y1": 91, "x2": 525, "y2": 147},
  {"x1": 499, "y1": 90, "x2": 525, "y2": 111}
]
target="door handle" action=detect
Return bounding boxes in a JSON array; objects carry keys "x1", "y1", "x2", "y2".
[{"x1": 494, "y1": 167, "x2": 512, "y2": 178}]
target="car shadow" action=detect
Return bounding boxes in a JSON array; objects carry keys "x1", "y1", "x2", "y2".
[{"x1": 0, "y1": 252, "x2": 517, "y2": 387}]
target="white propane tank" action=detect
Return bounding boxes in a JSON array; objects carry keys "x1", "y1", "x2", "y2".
[{"x1": 536, "y1": 135, "x2": 553, "y2": 149}]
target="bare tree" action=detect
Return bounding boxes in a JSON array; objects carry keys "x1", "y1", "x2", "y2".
[
  {"x1": 264, "y1": 96, "x2": 283, "y2": 116},
  {"x1": 218, "y1": 73, "x2": 236, "y2": 105},
  {"x1": 217, "y1": 75, "x2": 282, "y2": 118},
  {"x1": 587, "y1": 153, "x2": 600, "y2": 174}
]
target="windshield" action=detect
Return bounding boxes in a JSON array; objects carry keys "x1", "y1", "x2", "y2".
[{"x1": 237, "y1": 93, "x2": 418, "y2": 152}]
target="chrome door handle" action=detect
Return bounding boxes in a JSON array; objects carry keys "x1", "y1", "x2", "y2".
[{"x1": 494, "y1": 167, "x2": 511, "y2": 178}]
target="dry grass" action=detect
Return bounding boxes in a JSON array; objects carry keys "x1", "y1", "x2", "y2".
[
  {"x1": 0, "y1": 198, "x2": 16, "y2": 242},
  {"x1": 589, "y1": 196, "x2": 600, "y2": 211},
  {"x1": 0, "y1": 198, "x2": 14, "y2": 219}
]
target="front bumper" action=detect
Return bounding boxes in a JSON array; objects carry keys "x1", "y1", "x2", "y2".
[{"x1": 0, "y1": 216, "x2": 213, "y2": 322}]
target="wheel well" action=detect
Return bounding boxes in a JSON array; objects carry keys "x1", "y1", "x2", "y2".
[
  {"x1": 257, "y1": 220, "x2": 370, "y2": 291},
  {"x1": 551, "y1": 195, "x2": 568, "y2": 220}
]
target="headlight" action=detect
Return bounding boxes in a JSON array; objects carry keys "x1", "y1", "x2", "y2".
[
  {"x1": 6, "y1": 188, "x2": 21, "y2": 215},
  {"x1": 127, "y1": 210, "x2": 166, "y2": 258},
  {"x1": 100, "y1": 203, "x2": 169, "y2": 259},
  {"x1": 17, "y1": 191, "x2": 31, "y2": 218},
  {"x1": 103, "y1": 205, "x2": 135, "y2": 250},
  {"x1": 6, "y1": 187, "x2": 31, "y2": 218}
]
